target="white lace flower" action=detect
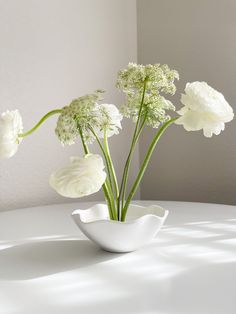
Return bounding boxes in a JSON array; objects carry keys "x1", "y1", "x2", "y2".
[
  {"x1": 49, "y1": 154, "x2": 106, "y2": 198},
  {"x1": 0, "y1": 110, "x2": 23, "y2": 159},
  {"x1": 55, "y1": 90, "x2": 104, "y2": 145},
  {"x1": 93, "y1": 104, "x2": 123, "y2": 137},
  {"x1": 117, "y1": 63, "x2": 179, "y2": 127},
  {"x1": 175, "y1": 82, "x2": 234, "y2": 137}
]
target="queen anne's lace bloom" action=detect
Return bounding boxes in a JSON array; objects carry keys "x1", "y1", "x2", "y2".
[
  {"x1": 116, "y1": 63, "x2": 179, "y2": 128},
  {"x1": 55, "y1": 91, "x2": 103, "y2": 145},
  {"x1": 55, "y1": 91, "x2": 122, "y2": 145},
  {"x1": 49, "y1": 154, "x2": 106, "y2": 198},
  {"x1": 175, "y1": 82, "x2": 234, "y2": 137},
  {"x1": 0, "y1": 110, "x2": 23, "y2": 159}
]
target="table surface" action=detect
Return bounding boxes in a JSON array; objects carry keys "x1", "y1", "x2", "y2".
[{"x1": 0, "y1": 200, "x2": 235, "y2": 314}]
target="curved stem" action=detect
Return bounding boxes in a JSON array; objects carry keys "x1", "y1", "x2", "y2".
[
  {"x1": 104, "y1": 130, "x2": 119, "y2": 200},
  {"x1": 88, "y1": 127, "x2": 113, "y2": 191},
  {"x1": 104, "y1": 180, "x2": 117, "y2": 220},
  {"x1": 78, "y1": 125, "x2": 89, "y2": 154},
  {"x1": 118, "y1": 81, "x2": 147, "y2": 216},
  {"x1": 121, "y1": 115, "x2": 146, "y2": 210},
  {"x1": 103, "y1": 182, "x2": 114, "y2": 220},
  {"x1": 19, "y1": 109, "x2": 62, "y2": 138},
  {"x1": 121, "y1": 118, "x2": 177, "y2": 221},
  {"x1": 78, "y1": 125, "x2": 115, "y2": 220},
  {"x1": 88, "y1": 126, "x2": 118, "y2": 220}
]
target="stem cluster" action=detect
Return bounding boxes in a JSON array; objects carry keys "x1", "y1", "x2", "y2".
[{"x1": 20, "y1": 84, "x2": 177, "y2": 221}]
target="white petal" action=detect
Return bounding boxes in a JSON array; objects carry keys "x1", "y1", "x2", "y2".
[
  {"x1": 0, "y1": 110, "x2": 23, "y2": 159},
  {"x1": 175, "y1": 110, "x2": 204, "y2": 131},
  {"x1": 177, "y1": 82, "x2": 234, "y2": 137},
  {"x1": 203, "y1": 128, "x2": 213, "y2": 138},
  {"x1": 49, "y1": 154, "x2": 106, "y2": 198},
  {"x1": 93, "y1": 104, "x2": 123, "y2": 138},
  {"x1": 177, "y1": 105, "x2": 189, "y2": 116}
]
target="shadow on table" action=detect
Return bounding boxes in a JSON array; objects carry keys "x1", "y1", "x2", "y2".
[{"x1": 0, "y1": 238, "x2": 120, "y2": 280}]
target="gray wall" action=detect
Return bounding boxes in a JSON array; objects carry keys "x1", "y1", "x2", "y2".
[
  {"x1": 0, "y1": 0, "x2": 138, "y2": 211},
  {"x1": 137, "y1": 0, "x2": 236, "y2": 205}
]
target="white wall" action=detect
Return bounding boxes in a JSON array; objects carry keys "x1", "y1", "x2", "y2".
[
  {"x1": 0, "y1": 0, "x2": 138, "y2": 211},
  {"x1": 137, "y1": 0, "x2": 236, "y2": 205}
]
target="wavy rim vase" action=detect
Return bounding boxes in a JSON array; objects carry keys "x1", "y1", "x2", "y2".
[{"x1": 72, "y1": 203, "x2": 169, "y2": 253}]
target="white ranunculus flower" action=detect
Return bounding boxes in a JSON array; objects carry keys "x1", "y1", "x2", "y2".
[
  {"x1": 94, "y1": 104, "x2": 123, "y2": 138},
  {"x1": 175, "y1": 82, "x2": 234, "y2": 137},
  {"x1": 0, "y1": 110, "x2": 23, "y2": 159},
  {"x1": 49, "y1": 154, "x2": 106, "y2": 198}
]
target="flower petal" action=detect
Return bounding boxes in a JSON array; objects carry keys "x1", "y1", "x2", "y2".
[
  {"x1": 0, "y1": 110, "x2": 23, "y2": 159},
  {"x1": 175, "y1": 110, "x2": 204, "y2": 131},
  {"x1": 49, "y1": 154, "x2": 106, "y2": 198},
  {"x1": 176, "y1": 82, "x2": 234, "y2": 137}
]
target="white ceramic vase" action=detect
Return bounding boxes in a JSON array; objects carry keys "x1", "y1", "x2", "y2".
[{"x1": 72, "y1": 203, "x2": 168, "y2": 253}]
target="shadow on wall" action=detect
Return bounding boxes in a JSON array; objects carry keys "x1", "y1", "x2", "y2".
[{"x1": 137, "y1": 0, "x2": 236, "y2": 205}]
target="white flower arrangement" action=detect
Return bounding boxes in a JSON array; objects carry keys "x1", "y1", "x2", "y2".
[{"x1": 0, "y1": 63, "x2": 234, "y2": 221}]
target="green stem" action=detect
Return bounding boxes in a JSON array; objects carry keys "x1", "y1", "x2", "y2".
[
  {"x1": 88, "y1": 127, "x2": 114, "y2": 191},
  {"x1": 104, "y1": 130, "x2": 119, "y2": 200},
  {"x1": 78, "y1": 125, "x2": 115, "y2": 220},
  {"x1": 88, "y1": 126, "x2": 118, "y2": 220},
  {"x1": 118, "y1": 81, "x2": 147, "y2": 217},
  {"x1": 78, "y1": 125, "x2": 89, "y2": 154},
  {"x1": 121, "y1": 115, "x2": 146, "y2": 210},
  {"x1": 103, "y1": 182, "x2": 114, "y2": 220},
  {"x1": 121, "y1": 117, "x2": 177, "y2": 221},
  {"x1": 19, "y1": 109, "x2": 62, "y2": 138},
  {"x1": 104, "y1": 179, "x2": 117, "y2": 220}
]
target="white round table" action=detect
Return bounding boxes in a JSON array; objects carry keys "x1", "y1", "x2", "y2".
[{"x1": 0, "y1": 201, "x2": 235, "y2": 314}]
